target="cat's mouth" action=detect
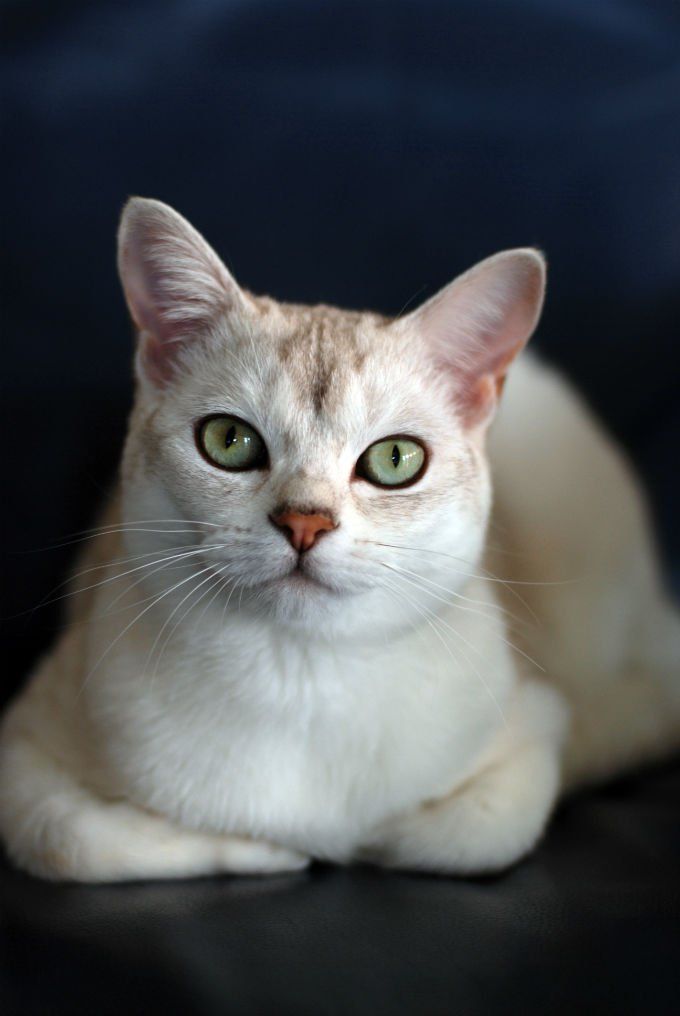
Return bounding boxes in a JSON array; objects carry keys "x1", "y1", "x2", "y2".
[
  {"x1": 279, "y1": 561, "x2": 333, "y2": 592},
  {"x1": 200, "y1": 554, "x2": 338, "y2": 597}
]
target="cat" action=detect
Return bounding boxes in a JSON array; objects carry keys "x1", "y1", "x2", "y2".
[{"x1": 1, "y1": 197, "x2": 678, "y2": 882}]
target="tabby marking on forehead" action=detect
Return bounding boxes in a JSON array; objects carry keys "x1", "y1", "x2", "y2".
[{"x1": 267, "y1": 301, "x2": 384, "y2": 414}]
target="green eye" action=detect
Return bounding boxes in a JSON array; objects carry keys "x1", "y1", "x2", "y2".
[
  {"x1": 357, "y1": 437, "x2": 426, "y2": 488},
  {"x1": 198, "y1": 416, "x2": 267, "y2": 471}
]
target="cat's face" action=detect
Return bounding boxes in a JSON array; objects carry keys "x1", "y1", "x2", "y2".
[{"x1": 118, "y1": 199, "x2": 544, "y2": 640}]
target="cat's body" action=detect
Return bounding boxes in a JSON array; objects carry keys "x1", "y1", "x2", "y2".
[{"x1": 1, "y1": 199, "x2": 678, "y2": 881}]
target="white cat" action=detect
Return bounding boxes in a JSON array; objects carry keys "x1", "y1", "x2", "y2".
[{"x1": 1, "y1": 198, "x2": 678, "y2": 881}]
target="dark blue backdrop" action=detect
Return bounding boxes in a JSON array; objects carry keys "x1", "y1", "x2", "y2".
[{"x1": 2, "y1": 0, "x2": 679, "y2": 693}]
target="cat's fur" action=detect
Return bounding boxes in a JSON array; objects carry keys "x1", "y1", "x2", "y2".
[{"x1": 1, "y1": 198, "x2": 678, "y2": 881}]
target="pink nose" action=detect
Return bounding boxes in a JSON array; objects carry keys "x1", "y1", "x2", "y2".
[{"x1": 271, "y1": 510, "x2": 336, "y2": 552}]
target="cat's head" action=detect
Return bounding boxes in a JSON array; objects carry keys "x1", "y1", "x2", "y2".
[{"x1": 117, "y1": 198, "x2": 544, "y2": 640}]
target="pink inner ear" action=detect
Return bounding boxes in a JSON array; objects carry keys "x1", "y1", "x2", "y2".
[
  {"x1": 410, "y1": 249, "x2": 546, "y2": 431},
  {"x1": 456, "y1": 372, "x2": 499, "y2": 429},
  {"x1": 118, "y1": 198, "x2": 240, "y2": 387},
  {"x1": 122, "y1": 250, "x2": 171, "y2": 341},
  {"x1": 139, "y1": 334, "x2": 177, "y2": 386},
  {"x1": 456, "y1": 306, "x2": 534, "y2": 427}
]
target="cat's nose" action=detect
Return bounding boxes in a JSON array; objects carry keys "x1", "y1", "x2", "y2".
[{"x1": 270, "y1": 509, "x2": 337, "y2": 552}]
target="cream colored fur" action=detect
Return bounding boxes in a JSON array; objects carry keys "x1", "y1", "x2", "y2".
[{"x1": 1, "y1": 198, "x2": 678, "y2": 882}]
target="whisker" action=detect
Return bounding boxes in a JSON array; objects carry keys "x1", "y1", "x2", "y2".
[
  {"x1": 74, "y1": 563, "x2": 220, "y2": 702},
  {"x1": 145, "y1": 566, "x2": 227, "y2": 689},
  {"x1": 18, "y1": 544, "x2": 230, "y2": 621},
  {"x1": 46, "y1": 558, "x2": 208, "y2": 633},
  {"x1": 18, "y1": 518, "x2": 222, "y2": 553},
  {"x1": 361, "y1": 540, "x2": 576, "y2": 586},
  {"x1": 28, "y1": 527, "x2": 219, "y2": 554},
  {"x1": 151, "y1": 568, "x2": 236, "y2": 688},
  {"x1": 375, "y1": 579, "x2": 434, "y2": 657},
  {"x1": 378, "y1": 561, "x2": 534, "y2": 643},
  {"x1": 375, "y1": 558, "x2": 529, "y2": 629},
  {"x1": 359, "y1": 539, "x2": 547, "y2": 621},
  {"x1": 100, "y1": 545, "x2": 228, "y2": 613},
  {"x1": 380, "y1": 573, "x2": 508, "y2": 727},
  {"x1": 196, "y1": 569, "x2": 236, "y2": 629},
  {"x1": 394, "y1": 283, "x2": 428, "y2": 320},
  {"x1": 482, "y1": 543, "x2": 529, "y2": 558},
  {"x1": 58, "y1": 518, "x2": 221, "y2": 538},
  {"x1": 379, "y1": 562, "x2": 544, "y2": 674},
  {"x1": 221, "y1": 573, "x2": 241, "y2": 626},
  {"x1": 39, "y1": 541, "x2": 206, "y2": 604}
]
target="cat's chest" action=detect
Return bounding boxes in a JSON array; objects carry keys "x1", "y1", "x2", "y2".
[{"x1": 94, "y1": 620, "x2": 511, "y2": 857}]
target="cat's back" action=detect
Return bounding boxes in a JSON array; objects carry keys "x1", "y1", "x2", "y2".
[
  {"x1": 486, "y1": 350, "x2": 661, "y2": 689},
  {"x1": 488, "y1": 350, "x2": 646, "y2": 571}
]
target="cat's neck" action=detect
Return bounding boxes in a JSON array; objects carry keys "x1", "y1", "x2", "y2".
[{"x1": 97, "y1": 566, "x2": 510, "y2": 708}]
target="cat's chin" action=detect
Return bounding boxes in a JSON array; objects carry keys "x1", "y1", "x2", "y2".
[
  {"x1": 254, "y1": 582, "x2": 336, "y2": 628},
  {"x1": 244, "y1": 565, "x2": 361, "y2": 629},
  {"x1": 278, "y1": 565, "x2": 343, "y2": 592},
  {"x1": 265, "y1": 567, "x2": 340, "y2": 602}
]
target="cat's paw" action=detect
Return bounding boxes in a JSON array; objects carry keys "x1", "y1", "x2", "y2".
[
  {"x1": 358, "y1": 741, "x2": 561, "y2": 875},
  {"x1": 358, "y1": 682, "x2": 567, "y2": 876},
  {"x1": 211, "y1": 835, "x2": 310, "y2": 875},
  {"x1": 8, "y1": 799, "x2": 309, "y2": 882},
  {"x1": 0, "y1": 730, "x2": 310, "y2": 882}
]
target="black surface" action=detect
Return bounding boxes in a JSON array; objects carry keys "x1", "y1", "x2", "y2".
[
  {"x1": 1, "y1": 2, "x2": 679, "y2": 1013},
  {"x1": 3, "y1": 764, "x2": 680, "y2": 1016}
]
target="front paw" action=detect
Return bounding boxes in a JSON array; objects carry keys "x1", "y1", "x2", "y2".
[
  {"x1": 358, "y1": 742, "x2": 562, "y2": 876},
  {"x1": 213, "y1": 836, "x2": 310, "y2": 875}
]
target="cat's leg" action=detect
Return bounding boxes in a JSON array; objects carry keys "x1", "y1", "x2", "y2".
[
  {"x1": 358, "y1": 680, "x2": 568, "y2": 875},
  {"x1": 0, "y1": 731, "x2": 309, "y2": 882}
]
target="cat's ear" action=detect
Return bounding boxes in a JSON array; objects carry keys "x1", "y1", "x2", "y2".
[
  {"x1": 403, "y1": 249, "x2": 546, "y2": 431},
  {"x1": 117, "y1": 197, "x2": 245, "y2": 386}
]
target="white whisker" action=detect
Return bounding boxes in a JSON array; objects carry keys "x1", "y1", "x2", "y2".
[
  {"x1": 378, "y1": 562, "x2": 545, "y2": 674},
  {"x1": 379, "y1": 559, "x2": 531, "y2": 640},
  {"x1": 101, "y1": 545, "x2": 228, "y2": 613},
  {"x1": 25, "y1": 519, "x2": 223, "y2": 553},
  {"x1": 359, "y1": 539, "x2": 549, "y2": 621},
  {"x1": 221, "y1": 573, "x2": 241, "y2": 626},
  {"x1": 145, "y1": 566, "x2": 228, "y2": 689},
  {"x1": 372, "y1": 557, "x2": 529, "y2": 629},
  {"x1": 380, "y1": 572, "x2": 508, "y2": 727},
  {"x1": 38, "y1": 541, "x2": 207, "y2": 607},
  {"x1": 26, "y1": 545, "x2": 230, "y2": 619},
  {"x1": 74, "y1": 563, "x2": 221, "y2": 702}
]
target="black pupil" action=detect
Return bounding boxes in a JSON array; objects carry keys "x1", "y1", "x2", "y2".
[
  {"x1": 224, "y1": 425, "x2": 237, "y2": 448},
  {"x1": 391, "y1": 444, "x2": 400, "y2": 468}
]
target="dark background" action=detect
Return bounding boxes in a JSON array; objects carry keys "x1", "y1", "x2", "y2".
[{"x1": 1, "y1": 2, "x2": 679, "y2": 1014}]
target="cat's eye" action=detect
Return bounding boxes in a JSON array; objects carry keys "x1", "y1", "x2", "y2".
[
  {"x1": 356, "y1": 437, "x2": 426, "y2": 488},
  {"x1": 198, "y1": 415, "x2": 267, "y2": 471}
]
